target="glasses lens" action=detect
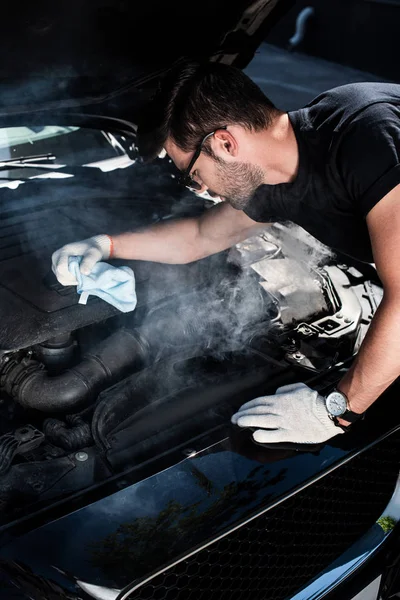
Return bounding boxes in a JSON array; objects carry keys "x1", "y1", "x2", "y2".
[
  {"x1": 178, "y1": 173, "x2": 201, "y2": 191},
  {"x1": 188, "y1": 179, "x2": 202, "y2": 191}
]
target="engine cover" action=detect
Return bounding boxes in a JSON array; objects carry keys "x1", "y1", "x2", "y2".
[{"x1": 0, "y1": 167, "x2": 221, "y2": 351}]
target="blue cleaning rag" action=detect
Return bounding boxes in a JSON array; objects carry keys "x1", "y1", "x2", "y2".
[{"x1": 68, "y1": 257, "x2": 137, "y2": 313}]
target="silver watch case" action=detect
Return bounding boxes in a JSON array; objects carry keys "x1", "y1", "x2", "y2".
[{"x1": 325, "y1": 390, "x2": 348, "y2": 417}]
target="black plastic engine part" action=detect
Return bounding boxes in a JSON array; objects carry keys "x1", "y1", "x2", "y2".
[
  {"x1": 43, "y1": 415, "x2": 93, "y2": 451},
  {"x1": 0, "y1": 425, "x2": 45, "y2": 475},
  {"x1": 93, "y1": 350, "x2": 293, "y2": 469},
  {"x1": 0, "y1": 329, "x2": 149, "y2": 412},
  {"x1": 34, "y1": 333, "x2": 76, "y2": 373},
  {"x1": 0, "y1": 170, "x2": 227, "y2": 352}
]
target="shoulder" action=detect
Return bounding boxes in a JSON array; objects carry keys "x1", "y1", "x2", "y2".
[
  {"x1": 335, "y1": 99, "x2": 400, "y2": 216},
  {"x1": 345, "y1": 100, "x2": 400, "y2": 128},
  {"x1": 306, "y1": 82, "x2": 400, "y2": 110},
  {"x1": 337, "y1": 101, "x2": 400, "y2": 157},
  {"x1": 303, "y1": 82, "x2": 400, "y2": 134}
]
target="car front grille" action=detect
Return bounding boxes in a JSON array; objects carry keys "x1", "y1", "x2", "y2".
[{"x1": 128, "y1": 430, "x2": 400, "y2": 600}]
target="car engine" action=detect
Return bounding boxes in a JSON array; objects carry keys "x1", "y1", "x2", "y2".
[{"x1": 0, "y1": 150, "x2": 383, "y2": 525}]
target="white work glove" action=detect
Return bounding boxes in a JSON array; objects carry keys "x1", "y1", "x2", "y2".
[
  {"x1": 231, "y1": 382, "x2": 344, "y2": 445},
  {"x1": 51, "y1": 234, "x2": 112, "y2": 286}
]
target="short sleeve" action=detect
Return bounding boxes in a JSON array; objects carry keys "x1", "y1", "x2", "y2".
[{"x1": 336, "y1": 103, "x2": 400, "y2": 216}]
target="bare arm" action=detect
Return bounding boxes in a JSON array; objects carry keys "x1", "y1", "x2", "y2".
[
  {"x1": 112, "y1": 202, "x2": 265, "y2": 264},
  {"x1": 337, "y1": 183, "x2": 400, "y2": 419}
]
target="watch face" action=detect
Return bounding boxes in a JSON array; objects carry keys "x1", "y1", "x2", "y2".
[{"x1": 326, "y1": 391, "x2": 347, "y2": 416}]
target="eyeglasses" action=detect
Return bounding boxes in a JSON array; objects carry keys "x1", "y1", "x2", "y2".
[{"x1": 178, "y1": 126, "x2": 227, "y2": 190}]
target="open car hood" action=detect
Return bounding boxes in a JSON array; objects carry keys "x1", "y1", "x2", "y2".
[{"x1": 0, "y1": 0, "x2": 291, "y2": 114}]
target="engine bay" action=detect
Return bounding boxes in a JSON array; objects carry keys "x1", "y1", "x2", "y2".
[{"x1": 0, "y1": 130, "x2": 383, "y2": 526}]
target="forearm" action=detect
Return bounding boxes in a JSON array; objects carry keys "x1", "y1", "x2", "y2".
[
  {"x1": 111, "y1": 203, "x2": 262, "y2": 265},
  {"x1": 111, "y1": 218, "x2": 207, "y2": 264},
  {"x1": 338, "y1": 294, "x2": 400, "y2": 414}
]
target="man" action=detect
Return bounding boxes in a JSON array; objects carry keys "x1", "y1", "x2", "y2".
[{"x1": 52, "y1": 62, "x2": 400, "y2": 446}]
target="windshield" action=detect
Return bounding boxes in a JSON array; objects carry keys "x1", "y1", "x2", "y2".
[{"x1": 0, "y1": 126, "x2": 135, "y2": 188}]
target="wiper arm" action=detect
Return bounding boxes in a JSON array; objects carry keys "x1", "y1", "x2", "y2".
[{"x1": 0, "y1": 153, "x2": 56, "y2": 167}]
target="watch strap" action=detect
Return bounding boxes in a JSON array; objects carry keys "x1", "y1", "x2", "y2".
[
  {"x1": 340, "y1": 409, "x2": 364, "y2": 424},
  {"x1": 333, "y1": 417, "x2": 352, "y2": 432},
  {"x1": 333, "y1": 410, "x2": 365, "y2": 433}
]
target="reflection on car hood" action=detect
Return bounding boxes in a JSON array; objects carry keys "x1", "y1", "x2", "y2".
[{"x1": 0, "y1": 411, "x2": 399, "y2": 594}]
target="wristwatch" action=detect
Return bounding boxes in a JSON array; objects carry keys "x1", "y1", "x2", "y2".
[{"x1": 325, "y1": 389, "x2": 364, "y2": 427}]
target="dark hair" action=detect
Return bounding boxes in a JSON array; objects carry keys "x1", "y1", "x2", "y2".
[{"x1": 137, "y1": 61, "x2": 277, "y2": 160}]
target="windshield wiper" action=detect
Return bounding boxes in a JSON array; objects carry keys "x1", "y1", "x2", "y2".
[{"x1": 0, "y1": 153, "x2": 56, "y2": 167}]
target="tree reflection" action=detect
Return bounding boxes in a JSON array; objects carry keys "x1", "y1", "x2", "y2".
[
  {"x1": 377, "y1": 515, "x2": 398, "y2": 533},
  {"x1": 88, "y1": 464, "x2": 286, "y2": 585}
]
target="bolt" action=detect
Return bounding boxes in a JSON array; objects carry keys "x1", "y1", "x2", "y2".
[
  {"x1": 15, "y1": 427, "x2": 34, "y2": 442},
  {"x1": 337, "y1": 313, "x2": 343, "y2": 319},
  {"x1": 293, "y1": 352, "x2": 304, "y2": 360},
  {"x1": 344, "y1": 318, "x2": 352, "y2": 324},
  {"x1": 338, "y1": 264, "x2": 348, "y2": 270},
  {"x1": 75, "y1": 451, "x2": 88, "y2": 462},
  {"x1": 298, "y1": 325, "x2": 311, "y2": 335}
]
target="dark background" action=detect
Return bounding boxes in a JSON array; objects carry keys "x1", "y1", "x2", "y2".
[{"x1": 264, "y1": 0, "x2": 399, "y2": 81}]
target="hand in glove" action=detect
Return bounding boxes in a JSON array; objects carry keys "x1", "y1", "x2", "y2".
[
  {"x1": 231, "y1": 383, "x2": 344, "y2": 445},
  {"x1": 51, "y1": 234, "x2": 113, "y2": 286}
]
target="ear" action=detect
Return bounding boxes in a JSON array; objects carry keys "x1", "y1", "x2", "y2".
[{"x1": 211, "y1": 129, "x2": 239, "y2": 159}]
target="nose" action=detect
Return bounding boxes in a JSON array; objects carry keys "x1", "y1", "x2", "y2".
[
  {"x1": 189, "y1": 172, "x2": 218, "y2": 197},
  {"x1": 189, "y1": 174, "x2": 208, "y2": 194}
]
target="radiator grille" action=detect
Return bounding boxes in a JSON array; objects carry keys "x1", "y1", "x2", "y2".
[{"x1": 128, "y1": 431, "x2": 400, "y2": 600}]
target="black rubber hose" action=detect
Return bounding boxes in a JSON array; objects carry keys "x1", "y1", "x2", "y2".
[
  {"x1": 0, "y1": 329, "x2": 149, "y2": 412},
  {"x1": 43, "y1": 415, "x2": 93, "y2": 450},
  {"x1": 0, "y1": 435, "x2": 19, "y2": 475}
]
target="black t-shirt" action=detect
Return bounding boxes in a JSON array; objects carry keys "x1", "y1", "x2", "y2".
[{"x1": 243, "y1": 82, "x2": 400, "y2": 262}]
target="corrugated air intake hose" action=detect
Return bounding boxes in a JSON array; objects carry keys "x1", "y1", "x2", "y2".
[{"x1": 0, "y1": 329, "x2": 149, "y2": 412}]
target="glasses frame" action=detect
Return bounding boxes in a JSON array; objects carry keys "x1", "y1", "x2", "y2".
[{"x1": 178, "y1": 126, "x2": 227, "y2": 190}]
